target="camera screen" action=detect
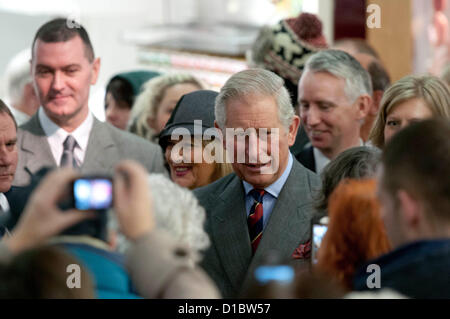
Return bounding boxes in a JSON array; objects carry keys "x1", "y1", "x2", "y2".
[
  {"x1": 73, "y1": 178, "x2": 113, "y2": 210},
  {"x1": 311, "y1": 224, "x2": 328, "y2": 264}
]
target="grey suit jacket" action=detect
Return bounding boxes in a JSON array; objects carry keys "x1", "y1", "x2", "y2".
[
  {"x1": 194, "y1": 159, "x2": 321, "y2": 298},
  {"x1": 13, "y1": 114, "x2": 166, "y2": 186}
]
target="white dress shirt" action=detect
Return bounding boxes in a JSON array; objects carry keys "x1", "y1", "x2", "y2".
[
  {"x1": 0, "y1": 193, "x2": 10, "y2": 213},
  {"x1": 38, "y1": 108, "x2": 94, "y2": 167}
]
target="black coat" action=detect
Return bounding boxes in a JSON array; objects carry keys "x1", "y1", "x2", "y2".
[{"x1": 353, "y1": 239, "x2": 450, "y2": 298}]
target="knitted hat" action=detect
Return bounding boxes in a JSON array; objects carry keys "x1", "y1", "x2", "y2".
[{"x1": 249, "y1": 13, "x2": 327, "y2": 101}]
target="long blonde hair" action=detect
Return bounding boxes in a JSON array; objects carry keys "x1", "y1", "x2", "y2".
[{"x1": 369, "y1": 75, "x2": 450, "y2": 148}]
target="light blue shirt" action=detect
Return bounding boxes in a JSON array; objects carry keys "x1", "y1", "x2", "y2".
[{"x1": 242, "y1": 153, "x2": 294, "y2": 230}]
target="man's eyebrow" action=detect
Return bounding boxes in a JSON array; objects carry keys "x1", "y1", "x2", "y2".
[
  {"x1": 318, "y1": 101, "x2": 336, "y2": 107},
  {"x1": 299, "y1": 98, "x2": 335, "y2": 105},
  {"x1": 62, "y1": 64, "x2": 81, "y2": 69},
  {"x1": 7, "y1": 138, "x2": 17, "y2": 144},
  {"x1": 35, "y1": 64, "x2": 52, "y2": 69},
  {"x1": 35, "y1": 63, "x2": 81, "y2": 69}
]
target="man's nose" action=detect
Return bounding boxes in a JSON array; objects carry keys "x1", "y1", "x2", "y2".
[
  {"x1": 245, "y1": 133, "x2": 269, "y2": 163},
  {"x1": 246, "y1": 133, "x2": 258, "y2": 163},
  {"x1": 305, "y1": 106, "x2": 321, "y2": 127},
  {"x1": 0, "y1": 147, "x2": 13, "y2": 166},
  {"x1": 51, "y1": 71, "x2": 64, "y2": 91}
]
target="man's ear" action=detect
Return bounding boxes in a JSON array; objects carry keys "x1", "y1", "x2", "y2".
[
  {"x1": 355, "y1": 94, "x2": 372, "y2": 121},
  {"x1": 397, "y1": 190, "x2": 421, "y2": 229},
  {"x1": 90, "y1": 57, "x2": 101, "y2": 85},
  {"x1": 287, "y1": 115, "x2": 300, "y2": 147}
]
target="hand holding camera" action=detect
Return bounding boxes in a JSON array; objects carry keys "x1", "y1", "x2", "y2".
[
  {"x1": 5, "y1": 168, "x2": 95, "y2": 254},
  {"x1": 4, "y1": 160, "x2": 154, "y2": 254}
]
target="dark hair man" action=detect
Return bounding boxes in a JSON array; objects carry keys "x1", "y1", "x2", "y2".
[{"x1": 13, "y1": 18, "x2": 166, "y2": 186}]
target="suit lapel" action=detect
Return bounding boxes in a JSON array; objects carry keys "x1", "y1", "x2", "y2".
[
  {"x1": 243, "y1": 160, "x2": 313, "y2": 288},
  {"x1": 20, "y1": 115, "x2": 57, "y2": 175},
  {"x1": 82, "y1": 119, "x2": 119, "y2": 174},
  {"x1": 210, "y1": 175, "x2": 252, "y2": 292}
]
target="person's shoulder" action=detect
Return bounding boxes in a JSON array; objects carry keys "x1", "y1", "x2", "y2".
[
  {"x1": 295, "y1": 145, "x2": 318, "y2": 173},
  {"x1": 291, "y1": 157, "x2": 320, "y2": 186},
  {"x1": 193, "y1": 173, "x2": 238, "y2": 200},
  {"x1": 18, "y1": 114, "x2": 42, "y2": 136},
  {"x1": 296, "y1": 144, "x2": 313, "y2": 157},
  {"x1": 295, "y1": 144, "x2": 313, "y2": 162},
  {"x1": 98, "y1": 121, "x2": 160, "y2": 150}
]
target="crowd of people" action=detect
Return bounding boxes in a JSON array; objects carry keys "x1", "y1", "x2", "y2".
[{"x1": 0, "y1": 13, "x2": 449, "y2": 299}]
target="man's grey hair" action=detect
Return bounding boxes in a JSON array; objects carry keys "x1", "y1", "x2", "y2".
[
  {"x1": 215, "y1": 68, "x2": 294, "y2": 130},
  {"x1": 109, "y1": 174, "x2": 210, "y2": 264},
  {"x1": 304, "y1": 49, "x2": 373, "y2": 102},
  {"x1": 4, "y1": 49, "x2": 32, "y2": 106}
]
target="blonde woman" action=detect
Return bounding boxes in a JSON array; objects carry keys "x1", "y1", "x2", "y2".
[
  {"x1": 369, "y1": 75, "x2": 450, "y2": 148},
  {"x1": 128, "y1": 73, "x2": 206, "y2": 142}
]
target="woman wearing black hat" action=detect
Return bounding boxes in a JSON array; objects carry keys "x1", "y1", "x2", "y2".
[{"x1": 159, "y1": 90, "x2": 233, "y2": 190}]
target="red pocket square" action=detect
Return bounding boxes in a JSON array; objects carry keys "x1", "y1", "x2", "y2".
[{"x1": 292, "y1": 240, "x2": 311, "y2": 259}]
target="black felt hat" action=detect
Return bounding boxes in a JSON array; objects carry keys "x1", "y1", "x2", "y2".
[{"x1": 158, "y1": 90, "x2": 219, "y2": 151}]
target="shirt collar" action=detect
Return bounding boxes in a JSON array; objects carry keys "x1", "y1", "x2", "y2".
[
  {"x1": 243, "y1": 152, "x2": 294, "y2": 199},
  {"x1": 39, "y1": 107, "x2": 93, "y2": 151}
]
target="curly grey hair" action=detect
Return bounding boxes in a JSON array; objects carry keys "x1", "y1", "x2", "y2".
[{"x1": 109, "y1": 174, "x2": 210, "y2": 263}]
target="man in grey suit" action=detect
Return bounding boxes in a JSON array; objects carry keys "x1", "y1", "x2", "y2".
[
  {"x1": 193, "y1": 69, "x2": 321, "y2": 298},
  {"x1": 13, "y1": 18, "x2": 165, "y2": 187}
]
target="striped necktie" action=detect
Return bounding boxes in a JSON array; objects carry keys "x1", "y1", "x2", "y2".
[{"x1": 248, "y1": 189, "x2": 265, "y2": 254}]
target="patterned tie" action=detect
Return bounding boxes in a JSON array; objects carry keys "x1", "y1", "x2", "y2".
[
  {"x1": 60, "y1": 135, "x2": 78, "y2": 168},
  {"x1": 248, "y1": 189, "x2": 265, "y2": 254}
]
